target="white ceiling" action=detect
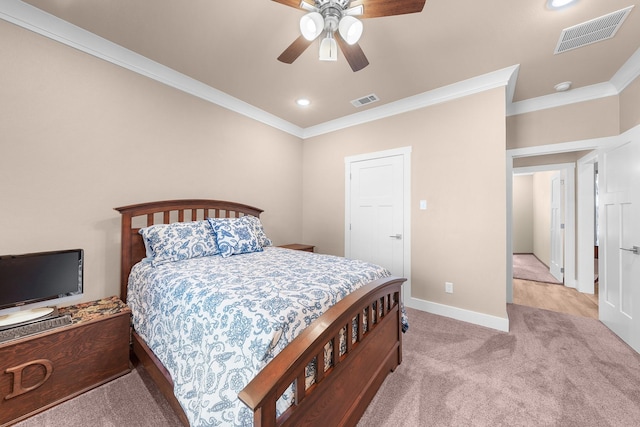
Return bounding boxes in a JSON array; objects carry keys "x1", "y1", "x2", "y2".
[{"x1": 4, "y1": 0, "x2": 640, "y2": 134}]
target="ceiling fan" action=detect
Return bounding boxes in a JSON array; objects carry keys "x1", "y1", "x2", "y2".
[{"x1": 274, "y1": 0, "x2": 427, "y2": 72}]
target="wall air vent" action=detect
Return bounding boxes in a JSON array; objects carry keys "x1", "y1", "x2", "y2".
[
  {"x1": 554, "y1": 6, "x2": 634, "y2": 54},
  {"x1": 351, "y1": 94, "x2": 380, "y2": 108}
]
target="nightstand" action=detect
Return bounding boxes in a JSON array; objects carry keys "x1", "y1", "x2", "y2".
[
  {"x1": 279, "y1": 244, "x2": 315, "y2": 252},
  {"x1": 0, "y1": 296, "x2": 131, "y2": 426}
]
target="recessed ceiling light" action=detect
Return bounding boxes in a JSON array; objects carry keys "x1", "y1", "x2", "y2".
[
  {"x1": 547, "y1": 0, "x2": 578, "y2": 10},
  {"x1": 296, "y1": 98, "x2": 311, "y2": 107},
  {"x1": 554, "y1": 81, "x2": 572, "y2": 92}
]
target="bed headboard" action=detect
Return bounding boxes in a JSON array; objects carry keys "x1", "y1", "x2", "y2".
[{"x1": 114, "y1": 199, "x2": 263, "y2": 302}]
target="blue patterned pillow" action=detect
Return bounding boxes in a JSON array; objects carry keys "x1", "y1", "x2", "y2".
[
  {"x1": 207, "y1": 217, "x2": 263, "y2": 258},
  {"x1": 241, "y1": 216, "x2": 272, "y2": 247},
  {"x1": 139, "y1": 220, "x2": 219, "y2": 266}
]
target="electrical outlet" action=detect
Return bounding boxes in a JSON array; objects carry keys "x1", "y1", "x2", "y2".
[{"x1": 445, "y1": 282, "x2": 453, "y2": 294}]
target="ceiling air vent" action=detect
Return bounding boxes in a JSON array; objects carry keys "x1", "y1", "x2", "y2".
[
  {"x1": 351, "y1": 94, "x2": 380, "y2": 108},
  {"x1": 554, "y1": 6, "x2": 634, "y2": 54}
]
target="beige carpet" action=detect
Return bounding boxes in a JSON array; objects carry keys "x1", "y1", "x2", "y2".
[
  {"x1": 359, "y1": 306, "x2": 640, "y2": 426},
  {"x1": 14, "y1": 305, "x2": 640, "y2": 427},
  {"x1": 513, "y1": 254, "x2": 562, "y2": 284},
  {"x1": 13, "y1": 361, "x2": 182, "y2": 427}
]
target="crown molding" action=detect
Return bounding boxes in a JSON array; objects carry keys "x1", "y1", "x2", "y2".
[
  {"x1": 0, "y1": 0, "x2": 304, "y2": 138},
  {"x1": 508, "y1": 46, "x2": 640, "y2": 117},
  {"x1": 610, "y1": 46, "x2": 640, "y2": 92},
  {"x1": 2, "y1": 1, "x2": 639, "y2": 138},
  {"x1": 303, "y1": 65, "x2": 520, "y2": 138},
  {"x1": 507, "y1": 82, "x2": 619, "y2": 117},
  {"x1": 0, "y1": 0, "x2": 517, "y2": 140}
]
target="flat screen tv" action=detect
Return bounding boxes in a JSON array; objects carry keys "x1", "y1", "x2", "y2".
[{"x1": 0, "y1": 249, "x2": 83, "y2": 327}]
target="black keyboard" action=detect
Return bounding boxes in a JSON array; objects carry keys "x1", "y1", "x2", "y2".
[{"x1": 0, "y1": 315, "x2": 73, "y2": 343}]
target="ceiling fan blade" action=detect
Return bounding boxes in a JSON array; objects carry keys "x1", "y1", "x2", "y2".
[
  {"x1": 278, "y1": 35, "x2": 314, "y2": 64},
  {"x1": 271, "y1": 0, "x2": 315, "y2": 10},
  {"x1": 335, "y1": 33, "x2": 369, "y2": 72},
  {"x1": 351, "y1": 0, "x2": 426, "y2": 19}
]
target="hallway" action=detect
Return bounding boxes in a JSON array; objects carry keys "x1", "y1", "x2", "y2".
[{"x1": 513, "y1": 278, "x2": 598, "y2": 319}]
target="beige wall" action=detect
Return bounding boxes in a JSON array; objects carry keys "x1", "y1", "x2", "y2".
[
  {"x1": 506, "y1": 96, "x2": 619, "y2": 150},
  {"x1": 620, "y1": 75, "x2": 640, "y2": 133},
  {"x1": 6, "y1": 15, "x2": 635, "y2": 324},
  {"x1": 303, "y1": 88, "x2": 508, "y2": 319},
  {"x1": 507, "y1": 74, "x2": 640, "y2": 150},
  {"x1": 0, "y1": 22, "x2": 303, "y2": 305},
  {"x1": 512, "y1": 175, "x2": 533, "y2": 254}
]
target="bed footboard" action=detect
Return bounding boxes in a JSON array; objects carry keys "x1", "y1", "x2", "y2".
[{"x1": 239, "y1": 276, "x2": 405, "y2": 427}]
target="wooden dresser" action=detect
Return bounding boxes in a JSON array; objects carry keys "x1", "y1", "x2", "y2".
[{"x1": 0, "y1": 296, "x2": 131, "y2": 426}]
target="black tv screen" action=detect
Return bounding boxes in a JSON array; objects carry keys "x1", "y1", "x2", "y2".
[{"x1": 0, "y1": 249, "x2": 83, "y2": 310}]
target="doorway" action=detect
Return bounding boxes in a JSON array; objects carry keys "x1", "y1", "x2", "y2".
[
  {"x1": 511, "y1": 165, "x2": 598, "y2": 317},
  {"x1": 508, "y1": 130, "x2": 640, "y2": 352},
  {"x1": 506, "y1": 146, "x2": 597, "y2": 306}
]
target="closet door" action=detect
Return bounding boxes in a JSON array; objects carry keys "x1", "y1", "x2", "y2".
[{"x1": 348, "y1": 154, "x2": 405, "y2": 277}]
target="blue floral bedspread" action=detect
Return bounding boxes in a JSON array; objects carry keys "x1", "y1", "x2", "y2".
[{"x1": 127, "y1": 247, "x2": 393, "y2": 427}]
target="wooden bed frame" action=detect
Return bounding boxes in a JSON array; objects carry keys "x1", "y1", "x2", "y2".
[{"x1": 115, "y1": 199, "x2": 405, "y2": 427}]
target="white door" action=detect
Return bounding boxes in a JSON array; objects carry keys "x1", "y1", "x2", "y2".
[
  {"x1": 599, "y1": 139, "x2": 640, "y2": 353},
  {"x1": 550, "y1": 172, "x2": 564, "y2": 282},
  {"x1": 347, "y1": 155, "x2": 405, "y2": 277}
]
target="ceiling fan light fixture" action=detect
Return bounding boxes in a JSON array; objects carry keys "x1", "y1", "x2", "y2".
[
  {"x1": 319, "y1": 34, "x2": 338, "y2": 61},
  {"x1": 300, "y1": 12, "x2": 324, "y2": 41},
  {"x1": 338, "y1": 16, "x2": 363, "y2": 45}
]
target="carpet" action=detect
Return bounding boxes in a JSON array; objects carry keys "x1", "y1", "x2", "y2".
[
  {"x1": 358, "y1": 306, "x2": 640, "y2": 427},
  {"x1": 13, "y1": 306, "x2": 640, "y2": 427},
  {"x1": 513, "y1": 253, "x2": 562, "y2": 284},
  {"x1": 13, "y1": 361, "x2": 182, "y2": 427}
]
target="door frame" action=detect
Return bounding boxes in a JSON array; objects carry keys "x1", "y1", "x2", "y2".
[
  {"x1": 549, "y1": 171, "x2": 565, "y2": 283},
  {"x1": 507, "y1": 136, "x2": 619, "y2": 304},
  {"x1": 345, "y1": 146, "x2": 412, "y2": 296},
  {"x1": 576, "y1": 151, "x2": 598, "y2": 295}
]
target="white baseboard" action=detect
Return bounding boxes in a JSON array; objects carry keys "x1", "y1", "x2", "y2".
[{"x1": 405, "y1": 297, "x2": 510, "y2": 332}]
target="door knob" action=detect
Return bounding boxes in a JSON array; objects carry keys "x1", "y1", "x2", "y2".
[
  {"x1": 620, "y1": 246, "x2": 640, "y2": 255},
  {"x1": 389, "y1": 234, "x2": 402, "y2": 239}
]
